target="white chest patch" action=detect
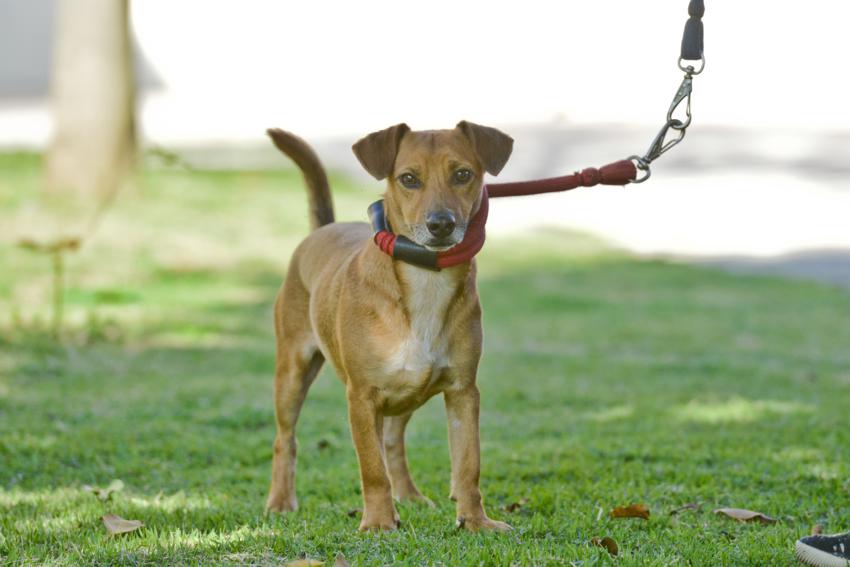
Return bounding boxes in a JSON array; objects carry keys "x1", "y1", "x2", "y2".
[{"x1": 384, "y1": 266, "x2": 458, "y2": 375}]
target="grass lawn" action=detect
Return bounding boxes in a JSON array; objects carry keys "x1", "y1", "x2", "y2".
[{"x1": 1, "y1": 153, "x2": 849, "y2": 565}]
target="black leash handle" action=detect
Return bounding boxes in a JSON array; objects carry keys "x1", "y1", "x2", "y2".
[{"x1": 681, "y1": 0, "x2": 705, "y2": 61}]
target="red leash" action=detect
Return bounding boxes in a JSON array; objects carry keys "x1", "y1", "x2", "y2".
[
  {"x1": 486, "y1": 159, "x2": 636, "y2": 198},
  {"x1": 369, "y1": 159, "x2": 637, "y2": 270}
]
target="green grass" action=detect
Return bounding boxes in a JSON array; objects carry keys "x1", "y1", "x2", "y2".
[{"x1": 1, "y1": 153, "x2": 849, "y2": 565}]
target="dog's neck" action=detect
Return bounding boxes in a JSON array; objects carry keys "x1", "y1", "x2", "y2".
[
  {"x1": 372, "y1": 188, "x2": 488, "y2": 271},
  {"x1": 381, "y1": 193, "x2": 470, "y2": 293}
]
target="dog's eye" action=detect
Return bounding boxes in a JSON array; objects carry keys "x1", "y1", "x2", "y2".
[
  {"x1": 398, "y1": 173, "x2": 421, "y2": 189},
  {"x1": 453, "y1": 169, "x2": 473, "y2": 184}
]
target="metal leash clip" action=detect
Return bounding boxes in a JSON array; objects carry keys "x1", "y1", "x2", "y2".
[{"x1": 629, "y1": 0, "x2": 704, "y2": 184}]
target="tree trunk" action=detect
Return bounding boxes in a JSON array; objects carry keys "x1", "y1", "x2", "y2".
[{"x1": 46, "y1": 0, "x2": 136, "y2": 200}]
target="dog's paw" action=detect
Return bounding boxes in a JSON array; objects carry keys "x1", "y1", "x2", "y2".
[
  {"x1": 456, "y1": 516, "x2": 512, "y2": 533},
  {"x1": 265, "y1": 493, "x2": 298, "y2": 513},
  {"x1": 358, "y1": 515, "x2": 401, "y2": 532}
]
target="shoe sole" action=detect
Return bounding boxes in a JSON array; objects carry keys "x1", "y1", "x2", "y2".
[{"x1": 796, "y1": 540, "x2": 850, "y2": 567}]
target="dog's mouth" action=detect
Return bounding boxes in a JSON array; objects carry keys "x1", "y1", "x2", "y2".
[
  {"x1": 409, "y1": 224, "x2": 467, "y2": 252},
  {"x1": 422, "y1": 239, "x2": 457, "y2": 252}
]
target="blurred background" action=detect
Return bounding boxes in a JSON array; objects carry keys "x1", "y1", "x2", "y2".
[
  {"x1": 2, "y1": 0, "x2": 849, "y2": 259},
  {"x1": 2, "y1": 3, "x2": 850, "y2": 564}
]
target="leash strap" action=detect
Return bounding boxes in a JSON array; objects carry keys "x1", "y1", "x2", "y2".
[{"x1": 487, "y1": 160, "x2": 636, "y2": 198}]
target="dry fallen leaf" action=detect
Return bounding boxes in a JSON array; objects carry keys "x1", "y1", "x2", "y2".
[
  {"x1": 84, "y1": 479, "x2": 124, "y2": 501},
  {"x1": 101, "y1": 514, "x2": 143, "y2": 535},
  {"x1": 333, "y1": 553, "x2": 350, "y2": 567},
  {"x1": 812, "y1": 524, "x2": 824, "y2": 535},
  {"x1": 284, "y1": 560, "x2": 323, "y2": 567},
  {"x1": 713, "y1": 508, "x2": 776, "y2": 524},
  {"x1": 611, "y1": 504, "x2": 650, "y2": 520},
  {"x1": 591, "y1": 536, "x2": 619, "y2": 557},
  {"x1": 669, "y1": 502, "x2": 700, "y2": 516}
]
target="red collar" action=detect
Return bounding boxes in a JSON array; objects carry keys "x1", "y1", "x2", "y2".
[{"x1": 368, "y1": 187, "x2": 490, "y2": 271}]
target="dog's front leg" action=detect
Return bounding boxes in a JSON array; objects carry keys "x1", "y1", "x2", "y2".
[
  {"x1": 347, "y1": 388, "x2": 399, "y2": 531},
  {"x1": 444, "y1": 384, "x2": 511, "y2": 532}
]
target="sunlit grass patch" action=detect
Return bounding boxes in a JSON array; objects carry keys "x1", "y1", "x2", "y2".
[{"x1": 673, "y1": 397, "x2": 813, "y2": 424}]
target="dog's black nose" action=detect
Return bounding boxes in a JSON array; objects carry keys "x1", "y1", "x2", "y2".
[{"x1": 425, "y1": 211, "x2": 456, "y2": 238}]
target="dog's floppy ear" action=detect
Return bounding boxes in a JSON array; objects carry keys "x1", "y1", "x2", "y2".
[
  {"x1": 456, "y1": 120, "x2": 514, "y2": 176},
  {"x1": 352, "y1": 123, "x2": 410, "y2": 180}
]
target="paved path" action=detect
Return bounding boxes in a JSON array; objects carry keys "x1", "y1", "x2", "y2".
[{"x1": 696, "y1": 250, "x2": 850, "y2": 289}]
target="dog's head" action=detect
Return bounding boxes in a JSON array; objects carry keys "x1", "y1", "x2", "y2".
[{"x1": 353, "y1": 121, "x2": 513, "y2": 251}]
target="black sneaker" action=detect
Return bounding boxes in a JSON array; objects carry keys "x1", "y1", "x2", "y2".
[{"x1": 796, "y1": 531, "x2": 850, "y2": 567}]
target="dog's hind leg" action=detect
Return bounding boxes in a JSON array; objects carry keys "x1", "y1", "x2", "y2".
[
  {"x1": 383, "y1": 413, "x2": 433, "y2": 506},
  {"x1": 266, "y1": 278, "x2": 323, "y2": 513}
]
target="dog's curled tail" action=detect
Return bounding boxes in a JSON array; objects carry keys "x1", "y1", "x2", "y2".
[{"x1": 267, "y1": 128, "x2": 335, "y2": 230}]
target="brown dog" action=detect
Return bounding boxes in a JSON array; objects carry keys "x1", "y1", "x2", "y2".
[{"x1": 265, "y1": 121, "x2": 513, "y2": 531}]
